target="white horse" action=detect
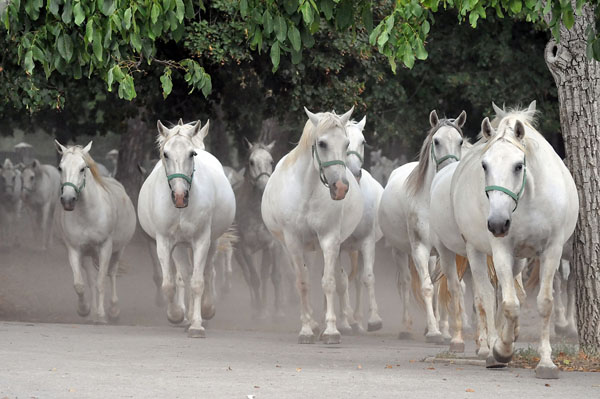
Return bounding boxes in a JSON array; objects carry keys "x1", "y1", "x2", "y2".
[
  {"x1": 370, "y1": 149, "x2": 401, "y2": 185},
  {"x1": 54, "y1": 141, "x2": 136, "y2": 323},
  {"x1": 262, "y1": 107, "x2": 363, "y2": 344},
  {"x1": 0, "y1": 159, "x2": 24, "y2": 246},
  {"x1": 340, "y1": 116, "x2": 384, "y2": 332},
  {"x1": 21, "y1": 159, "x2": 60, "y2": 249},
  {"x1": 234, "y1": 139, "x2": 289, "y2": 318},
  {"x1": 138, "y1": 120, "x2": 235, "y2": 338},
  {"x1": 449, "y1": 107, "x2": 578, "y2": 378},
  {"x1": 379, "y1": 110, "x2": 467, "y2": 342}
]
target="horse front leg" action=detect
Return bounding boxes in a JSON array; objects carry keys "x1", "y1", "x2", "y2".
[
  {"x1": 490, "y1": 248, "x2": 520, "y2": 365},
  {"x1": 187, "y1": 234, "x2": 212, "y2": 338},
  {"x1": 361, "y1": 241, "x2": 382, "y2": 332},
  {"x1": 410, "y1": 243, "x2": 442, "y2": 343},
  {"x1": 40, "y1": 202, "x2": 51, "y2": 250},
  {"x1": 156, "y1": 236, "x2": 183, "y2": 324},
  {"x1": 321, "y1": 237, "x2": 342, "y2": 344},
  {"x1": 266, "y1": 245, "x2": 285, "y2": 319},
  {"x1": 535, "y1": 246, "x2": 563, "y2": 379},
  {"x1": 553, "y1": 268, "x2": 569, "y2": 336},
  {"x1": 67, "y1": 247, "x2": 90, "y2": 318},
  {"x1": 565, "y1": 262, "x2": 578, "y2": 337},
  {"x1": 107, "y1": 250, "x2": 124, "y2": 322},
  {"x1": 466, "y1": 246, "x2": 497, "y2": 362},
  {"x1": 94, "y1": 240, "x2": 114, "y2": 324},
  {"x1": 393, "y1": 248, "x2": 413, "y2": 339},
  {"x1": 438, "y1": 245, "x2": 464, "y2": 353},
  {"x1": 349, "y1": 251, "x2": 364, "y2": 331},
  {"x1": 145, "y1": 235, "x2": 165, "y2": 307},
  {"x1": 172, "y1": 247, "x2": 191, "y2": 324},
  {"x1": 335, "y1": 252, "x2": 358, "y2": 336}
]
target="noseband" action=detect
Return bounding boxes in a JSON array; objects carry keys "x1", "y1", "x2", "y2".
[
  {"x1": 346, "y1": 150, "x2": 363, "y2": 164},
  {"x1": 61, "y1": 166, "x2": 88, "y2": 198},
  {"x1": 312, "y1": 144, "x2": 346, "y2": 188},
  {"x1": 485, "y1": 157, "x2": 527, "y2": 212}
]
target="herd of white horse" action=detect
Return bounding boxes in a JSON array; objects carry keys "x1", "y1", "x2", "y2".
[{"x1": 0, "y1": 101, "x2": 580, "y2": 379}]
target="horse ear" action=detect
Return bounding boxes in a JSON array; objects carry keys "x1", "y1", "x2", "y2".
[
  {"x1": 481, "y1": 117, "x2": 495, "y2": 140},
  {"x1": 357, "y1": 115, "x2": 367, "y2": 130},
  {"x1": 82, "y1": 141, "x2": 93, "y2": 154},
  {"x1": 239, "y1": 167, "x2": 246, "y2": 176},
  {"x1": 137, "y1": 163, "x2": 147, "y2": 177},
  {"x1": 3, "y1": 158, "x2": 12, "y2": 168},
  {"x1": 54, "y1": 139, "x2": 67, "y2": 154},
  {"x1": 157, "y1": 120, "x2": 169, "y2": 137},
  {"x1": 178, "y1": 118, "x2": 184, "y2": 126},
  {"x1": 339, "y1": 106, "x2": 354, "y2": 126},
  {"x1": 492, "y1": 102, "x2": 504, "y2": 117},
  {"x1": 514, "y1": 120, "x2": 526, "y2": 141},
  {"x1": 455, "y1": 111, "x2": 467, "y2": 128},
  {"x1": 196, "y1": 120, "x2": 210, "y2": 140},
  {"x1": 304, "y1": 107, "x2": 320, "y2": 127},
  {"x1": 527, "y1": 100, "x2": 537, "y2": 112},
  {"x1": 31, "y1": 159, "x2": 40, "y2": 170},
  {"x1": 266, "y1": 140, "x2": 276, "y2": 152},
  {"x1": 429, "y1": 110, "x2": 439, "y2": 128},
  {"x1": 243, "y1": 137, "x2": 252, "y2": 150}
]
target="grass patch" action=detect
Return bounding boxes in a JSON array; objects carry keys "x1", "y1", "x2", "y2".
[{"x1": 511, "y1": 342, "x2": 600, "y2": 372}]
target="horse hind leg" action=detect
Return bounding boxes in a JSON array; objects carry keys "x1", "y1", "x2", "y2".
[
  {"x1": 258, "y1": 251, "x2": 271, "y2": 319},
  {"x1": 107, "y1": 250, "x2": 124, "y2": 322},
  {"x1": 267, "y1": 246, "x2": 285, "y2": 320},
  {"x1": 361, "y1": 242, "x2": 382, "y2": 332},
  {"x1": 172, "y1": 246, "x2": 191, "y2": 325},
  {"x1": 335, "y1": 253, "x2": 358, "y2": 336},
  {"x1": 410, "y1": 244, "x2": 443, "y2": 343},
  {"x1": 93, "y1": 241, "x2": 114, "y2": 325},
  {"x1": 82, "y1": 257, "x2": 97, "y2": 321},
  {"x1": 68, "y1": 248, "x2": 91, "y2": 319},
  {"x1": 552, "y1": 268, "x2": 569, "y2": 336},
  {"x1": 393, "y1": 248, "x2": 413, "y2": 339}
]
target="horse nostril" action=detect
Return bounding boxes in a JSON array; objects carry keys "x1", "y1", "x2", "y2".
[
  {"x1": 504, "y1": 219, "x2": 510, "y2": 228},
  {"x1": 487, "y1": 220, "x2": 493, "y2": 232},
  {"x1": 184, "y1": 190, "x2": 189, "y2": 200},
  {"x1": 342, "y1": 177, "x2": 349, "y2": 186}
]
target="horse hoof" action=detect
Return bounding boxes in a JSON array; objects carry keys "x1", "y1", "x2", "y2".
[
  {"x1": 338, "y1": 326, "x2": 353, "y2": 336},
  {"x1": 535, "y1": 365, "x2": 559, "y2": 379},
  {"x1": 167, "y1": 306, "x2": 185, "y2": 324},
  {"x1": 108, "y1": 305, "x2": 120, "y2": 322},
  {"x1": 477, "y1": 348, "x2": 490, "y2": 360},
  {"x1": 443, "y1": 336, "x2": 452, "y2": 345},
  {"x1": 367, "y1": 320, "x2": 382, "y2": 332},
  {"x1": 298, "y1": 334, "x2": 315, "y2": 344},
  {"x1": 486, "y1": 355, "x2": 507, "y2": 369},
  {"x1": 449, "y1": 342, "x2": 465, "y2": 353},
  {"x1": 425, "y1": 333, "x2": 444, "y2": 344},
  {"x1": 201, "y1": 305, "x2": 216, "y2": 320},
  {"x1": 311, "y1": 324, "x2": 321, "y2": 338},
  {"x1": 188, "y1": 327, "x2": 206, "y2": 338},
  {"x1": 94, "y1": 315, "x2": 108, "y2": 325},
  {"x1": 492, "y1": 345, "x2": 513, "y2": 364},
  {"x1": 322, "y1": 332, "x2": 341, "y2": 345},
  {"x1": 398, "y1": 331, "x2": 412, "y2": 340},
  {"x1": 77, "y1": 303, "x2": 91, "y2": 318}
]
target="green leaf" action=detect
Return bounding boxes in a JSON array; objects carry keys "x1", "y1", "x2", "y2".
[
  {"x1": 130, "y1": 32, "x2": 142, "y2": 52},
  {"x1": 85, "y1": 19, "x2": 94, "y2": 43},
  {"x1": 102, "y1": 0, "x2": 116, "y2": 16},
  {"x1": 510, "y1": 0, "x2": 522, "y2": 14},
  {"x1": 321, "y1": 0, "x2": 333, "y2": 20},
  {"x1": 275, "y1": 16, "x2": 287, "y2": 42},
  {"x1": 270, "y1": 41, "x2": 280, "y2": 70},
  {"x1": 377, "y1": 31, "x2": 389, "y2": 48},
  {"x1": 185, "y1": 0, "x2": 194, "y2": 18},
  {"x1": 62, "y1": 0, "x2": 73, "y2": 23},
  {"x1": 422, "y1": 19, "x2": 430, "y2": 35},
  {"x1": 240, "y1": 0, "x2": 248, "y2": 17},
  {"x1": 336, "y1": 0, "x2": 352, "y2": 29},
  {"x1": 403, "y1": 49, "x2": 415, "y2": 69},
  {"x1": 361, "y1": 6, "x2": 373, "y2": 33},
  {"x1": 201, "y1": 74, "x2": 211, "y2": 97},
  {"x1": 112, "y1": 65, "x2": 125, "y2": 81},
  {"x1": 300, "y1": 3, "x2": 313, "y2": 26},
  {"x1": 288, "y1": 25, "x2": 301, "y2": 52},
  {"x1": 291, "y1": 48, "x2": 302, "y2": 64},
  {"x1": 469, "y1": 11, "x2": 479, "y2": 27},
  {"x1": 151, "y1": 3, "x2": 161, "y2": 24},
  {"x1": 563, "y1": 8, "x2": 574, "y2": 29},
  {"x1": 263, "y1": 10, "x2": 274, "y2": 34},
  {"x1": 93, "y1": 30, "x2": 103, "y2": 60},
  {"x1": 49, "y1": 0, "x2": 60, "y2": 17},
  {"x1": 160, "y1": 68, "x2": 173, "y2": 98},
  {"x1": 32, "y1": 45, "x2": 45, "y2": 63},
  {"x1": 107, "y1": 66, "x2": 114, "y2": 89},
  {"x1": 24, "y1": 50, "x2": 34, "y2": 74},
  {"x1": 415, "y1": 40, "x2": 428, "y2": 60},
  {"x1": 73, "y1": 2, "x2": 85, "y2": 25},
  {"x1": 123, "y1": 8, "x2": 132, "y2": 30},
  {"x1": 57, "y1": 33, "x2": 73, "y2": 62}
]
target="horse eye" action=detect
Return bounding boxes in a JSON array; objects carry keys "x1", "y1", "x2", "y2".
[
  {"x1": 318, "y1": 141, "x2": 327, "y2": 149},
  {"x1": 163, "y1": 152, "x2": 169, "y2": 159},
  {"x1": 57, "y1": 166, "x2": 62, "y2": 172},
  {"x1": 515, "y1": 164, "x2": 523, "y2": 172},
  {"x1": 434, "y1": 139, "x2": 439, "y2": 146},
  {"x1": 482, "y1": 162, "x2": 487, "y2": 172},
  {"x1": 190, "y1": 151, "x2": 197, "y2": 158},
  {"x1": 460, "y1": 139, "x2": 464, "y2": 146},
  {"x1": 250, "y1": 160, "x2": 255, "y2": 167},
  {"x1": 80, "y1": 167, "x2": 85, "y2": 173}
]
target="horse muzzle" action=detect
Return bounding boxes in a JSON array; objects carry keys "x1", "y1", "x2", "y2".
[
  {"x1": 172, "y1": 190, "x2": 189, "y2": 208},
  {"x1": 487, "y1": 217, "x2": 511, "y2": 237},
  {"x1": 61, "y1": 196, "x2": 77, "y2": 211},
  {"x1": 329, "y1": 178, "x2": 349, "y2": 201}
]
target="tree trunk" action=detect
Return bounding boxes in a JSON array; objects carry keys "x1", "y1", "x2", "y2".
[
  {"x1": 115, "y1": 111, "x2": 148, "y2": 207},
  {"x1": 544, "y1": 3, "x2": 600, "y2": 350}
]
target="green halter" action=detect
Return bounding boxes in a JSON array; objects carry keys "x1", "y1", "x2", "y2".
[
  {"x1": 312, "y1": 144, "x2": 346, "y2": 188},
  {"x1": 484, "y1": 158, "x2": 527, "y2": 212},
  {"x1": 346, "y1": 150, "x2": 363, "y2": 164},
  {"x1": 60, "y1": 167, "x2": 87, "y2": 197},
  {"x1": 166, "y1": 172, "x2": 194, "y2": 185},
  {"x1": 431, "y1": 144, "x2": 459, "y2": 168}
]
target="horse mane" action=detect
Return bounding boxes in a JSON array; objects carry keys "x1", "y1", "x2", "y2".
[
  {"x1": 405, "y1": 118, "x2": 464, "y2": 196},
  {"x1": 479, "y1": 107, "x2": 540, "y2": 155},
  {"x1": 283, "y1": 112, "x2": 346, "y2": 167},
  {"x1": 63, "y1": 146, "x2": 106, "y2": 187}
]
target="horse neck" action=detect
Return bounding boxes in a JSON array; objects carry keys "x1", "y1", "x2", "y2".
[
  {"x1": 76, "y1": 172, "x2": 104, "y2": 217},
  {"x1": 291, "y1": 147, "x2": 320, "y2": 188}
]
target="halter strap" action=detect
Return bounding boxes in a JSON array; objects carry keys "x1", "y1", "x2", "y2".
[
  {"x1": 484, "y1": 158, "x2": 527, "y2": 212},
  {"x1": 430, "y1": 143, "x2": 459, "y2": 168},
  {"x1": 253, "y1": 172, "x2": 271, "y2": 182},
  {"x1": 60, "y1": 167, "x2": 87, "y2": 197},
  {"x1": 167, "y1": 172, "x2": 194, "y2": 185},
  {"x1": 312, "y1": 144, "x2": 346, "y2": 188},
  {"x1": 346, "y1": 150, "x2": 363, "y2": 164}
]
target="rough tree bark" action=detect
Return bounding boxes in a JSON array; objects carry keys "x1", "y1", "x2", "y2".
[
  {"x1": 544, "y1": 3, "x2": 600, "y2": 349},
  {"x1": 115, "y1": 109, "x2": 148, "y2": 207}
]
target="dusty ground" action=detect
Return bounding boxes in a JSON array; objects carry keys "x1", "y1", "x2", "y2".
[{"x1": 0, "y1": 235, "x2": 597, "y2": 398}]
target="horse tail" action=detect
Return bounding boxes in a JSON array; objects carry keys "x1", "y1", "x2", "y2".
[
  {"x1": 438, "y1": 255, "x2": 469, "y2": 313},
  {"x1": 409, "y1": 258, "x2": 425, "y2": 309},
  {"x1": 486, "y1": 255, "x2": 498, "y2": 289},
  {"x1": 525, "y1": 258, "x2": 540, "y2": 293},
  {"x1": 217, "y1": 226, "x2": 238, "y2": 253},
  {"x1": 348, "y1": 250, "x2": 359, "y2": 282},
  {"x1": 456, "y1": 255, "x2": 469, "y2": 280},
  {"x1": 514, "y1": 275, "x2": 527, "y2": 305}
]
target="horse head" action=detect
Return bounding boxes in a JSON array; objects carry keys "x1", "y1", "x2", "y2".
[
  {"x1": 305, "y1": 106, "x2": 354, "y2": 200},
  {"x1": 346, "y1": 116, "x2": 367, "y2": 182},
  {"x1": 0, "y1": 158, "x2": 21, "y2": 201},
  {"x1": 55, "y1": 140, "x2": 93, "y2": 211},
  {"x1": 429, "y1": 110, "x2": 466, "y2": 171},
  {"x1": 244, "y1": 138, "x2": 275, "y2": 192},
  {"x1": 157, "y1": 119, "x2": 209, "y2": 208}
]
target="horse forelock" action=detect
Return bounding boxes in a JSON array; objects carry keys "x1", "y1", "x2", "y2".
[
  {"x1": 480, "y1": 109, "x2": 540, "y2": 156},
  {"x1": 156, "y1": 126, "x2": 196, "y2": 155},
  {"x1": 283, "y1": 112, "x2": 346, "y2": 167},
  {"x1": 406, "y1": 119, "x2": 463, "y2": 196},
  {"x1": 62, "y1": 146, "x2": 106, "y2": 187}
]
